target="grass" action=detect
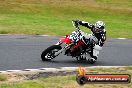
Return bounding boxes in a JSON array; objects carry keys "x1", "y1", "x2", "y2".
[
  {"x1": 0, "y1": 66, "x2": 132, "y2": 88},
  {"x1": 0, "y1": 0, "x2": 131, "y2": 38},
  {"x1": 0, "y1": 74, "x2": 7, "y2": 81}
]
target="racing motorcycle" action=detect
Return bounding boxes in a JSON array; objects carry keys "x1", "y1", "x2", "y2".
[{"x1": 41, "y1": 21, "x2": 101, "y2": 64}]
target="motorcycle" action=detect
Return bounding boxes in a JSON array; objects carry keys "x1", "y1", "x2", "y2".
[{"x1": 41, "y1": 21, "x2": 101, "y2": 64}]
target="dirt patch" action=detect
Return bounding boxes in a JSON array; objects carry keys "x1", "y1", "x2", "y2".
[
  {"x1": 25, "y1": 71, "x2": 77, "y2": 80},
  {"x1": 0, "y1": 71, "x2": 77, "y2": 83},
  {"x1": 0, "y1": 73, "x2": 26, "y2": 83}
]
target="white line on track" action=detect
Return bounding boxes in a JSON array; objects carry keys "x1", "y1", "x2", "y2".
[
  {"x1": 117, "y1": 38, "x2": 127, "y2": 39},
  {"x1": 0, "y1": 66, "x2": 127, "y2": 74}
]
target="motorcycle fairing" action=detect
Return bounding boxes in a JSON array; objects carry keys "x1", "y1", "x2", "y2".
[{"x1": 59, "y1": 35, "x2": 72, "y2": 44}]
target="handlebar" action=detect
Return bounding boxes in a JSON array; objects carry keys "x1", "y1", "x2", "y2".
[
  {"x1": 72, "y1": 20, "x2": 80, "y2": 31},
  {"x1": 72, "y1": 20, "x2": 83, "y2": 37}
]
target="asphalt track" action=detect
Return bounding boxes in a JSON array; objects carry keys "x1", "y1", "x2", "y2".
[{"x1": 0, "y1": 35, "x2": 132, "y2": 71}]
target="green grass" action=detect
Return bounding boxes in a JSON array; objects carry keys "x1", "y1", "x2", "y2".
[
  {"x1": 0, "y1": 0, "x2": 131, "y2": 38},
  {"x1": 0, "y1": 67, "x2": 132, "y2": 88}
]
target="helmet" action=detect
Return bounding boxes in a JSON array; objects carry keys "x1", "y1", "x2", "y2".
[{"x1": 94, "y1": 21, "x2": 105, "y2": 33}]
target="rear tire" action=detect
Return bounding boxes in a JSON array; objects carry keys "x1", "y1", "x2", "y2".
[
  {"x1": 41, "y1": 45, "x2": 62, "y2": 61},
  {"x1": 88, "y1": 56, "x2": 97, "y2": 64}
]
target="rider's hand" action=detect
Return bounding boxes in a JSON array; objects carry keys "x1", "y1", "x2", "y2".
[{"x1": 73, "y1": 20, "x2": 80, "y2": 27}]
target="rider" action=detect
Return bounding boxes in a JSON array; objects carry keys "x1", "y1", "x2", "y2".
[{"x1": 74, "y1": 20, "x2": 106, "y2": 60}]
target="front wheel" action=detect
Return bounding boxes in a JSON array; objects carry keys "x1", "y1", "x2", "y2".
[{"x1": 41, "y1": 45, "x2": 62, "y2": 61}]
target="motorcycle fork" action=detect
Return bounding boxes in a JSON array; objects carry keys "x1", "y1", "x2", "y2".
[{"x1": 54, "y1": 43, "x2": 73, "y2": 56}]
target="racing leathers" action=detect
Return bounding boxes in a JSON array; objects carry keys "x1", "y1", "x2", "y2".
[{"x1": 76, "y1": 20, "x2": 106, "y2": 58}]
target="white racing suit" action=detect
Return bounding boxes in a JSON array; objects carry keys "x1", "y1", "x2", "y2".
[{"x1": 78, "y1": 20, "x2": 106, "y2": 58}]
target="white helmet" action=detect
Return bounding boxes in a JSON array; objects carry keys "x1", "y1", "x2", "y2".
[{"x1": 94, "y1": 21, "x2": 105, "y2": 33}]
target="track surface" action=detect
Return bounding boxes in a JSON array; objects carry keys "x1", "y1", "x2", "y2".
[{"x1": 0, "y1": 35, "x2": 132, "y2": 71}]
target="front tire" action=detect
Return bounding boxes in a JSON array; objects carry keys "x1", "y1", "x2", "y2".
[{"x1": 41, "y1": 45, "x2": 62, "y2": 61}]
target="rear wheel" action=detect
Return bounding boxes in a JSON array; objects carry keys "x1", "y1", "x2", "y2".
[
  {"x1": 41, "y1": 45, "x2": 62, "y2": 61},
  {"x1": 88, "y1": 56, "x2": 97, "y2": 64},
  {"x1": 76, "y1": 56, "x2": 86, "y2": 61}
]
